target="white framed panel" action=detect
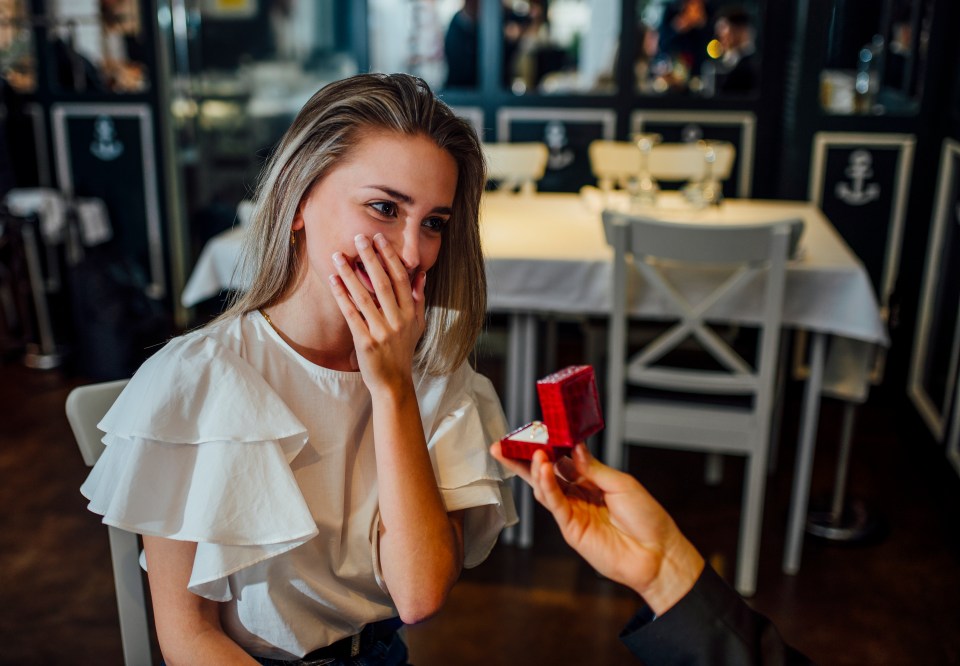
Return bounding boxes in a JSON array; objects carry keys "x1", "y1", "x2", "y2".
[
  {"x1": 630, "y1": 110, "x2": 756, "y2": 198},
  {"x1": 809, "y1": 132, "x2": 915, "y2": 312},
  {"x1": 803, "y1": 133, "x2": 914, "y2": 389},
  {"x1": 52, "y1": 103, "x2": 166, "y2": 298},
  {"x1": 497, "y1": 108, "x2": 616, "y2": 193},
  {"x1": 909, "y1": 139, "x2": 960, "y2": 442}
]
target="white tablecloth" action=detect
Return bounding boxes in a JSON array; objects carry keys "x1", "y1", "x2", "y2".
[
  {"x1": 181, "y1": 226, "x2": 248, "y2": 308},
  {"x1": 482, "y1": 192, "x2": 886, "y2": 346}
]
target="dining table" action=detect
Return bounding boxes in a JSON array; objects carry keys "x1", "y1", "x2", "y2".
[{"x1": 181, "y1": 190, "x2": 888, "y2": 574}]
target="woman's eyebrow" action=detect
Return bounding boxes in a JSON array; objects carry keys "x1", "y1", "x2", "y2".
[
  {"x1": 367, "y1": 185, "x2": 413, "y2": 203},
  {"x1": 366, "y1": 185, "x2": 453, "y2": 215}
]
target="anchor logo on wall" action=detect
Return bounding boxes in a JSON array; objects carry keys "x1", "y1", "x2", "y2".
[
  {"x1": 835, "y1": 149, "x2": 880, "y2": 206},
  {"x1": 90, "y1": 116, "x2": 124, "y2": 161},
  {"x1": 544, "y1": 120, "x2": 575, "y2": 171}
]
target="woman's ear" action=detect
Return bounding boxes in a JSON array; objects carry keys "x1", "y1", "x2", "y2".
[
  {"x1": 291, "y1": 185, "x2": 312, "y2": 231},
  {"x1": 292, "y1": 197, "x2": 307, "y2": 231}
]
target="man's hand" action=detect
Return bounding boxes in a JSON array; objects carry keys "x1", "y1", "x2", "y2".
[{"x1": 491, "y1": 442, "x2": 704, "y2": 615}]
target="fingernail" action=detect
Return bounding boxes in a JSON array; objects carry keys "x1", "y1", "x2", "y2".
[
  {"x1": 328, "y1": 274, "x2": 338, "y2": 285},
  {"x1": 354, "y1": 234, "x2": 370, "y2": 250},
  {"x1": 332, "y1": 252, "x2": 346, "y2": 266},
  {"x1": 374, "y1": 233, "x2": 387, "y2": 247}
]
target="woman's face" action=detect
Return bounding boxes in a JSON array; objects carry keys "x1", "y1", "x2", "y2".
[{"x1": 293, "y1": 129, "x2": 458, "y2": 301}]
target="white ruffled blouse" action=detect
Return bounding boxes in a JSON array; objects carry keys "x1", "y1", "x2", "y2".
[{"x1": 80, "y1": 312, "x2": 517, "y2": 659}]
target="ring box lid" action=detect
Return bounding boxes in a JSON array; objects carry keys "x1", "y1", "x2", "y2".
[
  {"x1": 536, "y1": 365, "x2": 604, "y2": 445},
  {"x1": 499, "y1": 365, "x2": 604, "y2": 461}
]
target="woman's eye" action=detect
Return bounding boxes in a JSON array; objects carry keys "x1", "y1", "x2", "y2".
[
  {"x1": 369, "y1": 201, "x2": 397, "y2": 217},
  {"x1": 422, "y1": 217, "x2": 448, "y2": 232}
]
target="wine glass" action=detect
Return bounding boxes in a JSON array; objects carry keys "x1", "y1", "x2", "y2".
[
  {"x1": 699, "y1": 140, "x2": 723, "y2": 207},
  {"x1": 683, "y1": 140, "x2": 723, "y2": 208},
  {"x1": 630, "y1": 132, "x2": 661, "y2": 208}
]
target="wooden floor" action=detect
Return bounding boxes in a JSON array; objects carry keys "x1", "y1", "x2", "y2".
[{"x1": 2, "y1": 337, "x2": 960, "y2": 665}]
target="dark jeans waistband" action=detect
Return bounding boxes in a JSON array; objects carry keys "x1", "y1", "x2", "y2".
[{"x1": 256, "y1": 617, "x2": 405, "y2": 666}]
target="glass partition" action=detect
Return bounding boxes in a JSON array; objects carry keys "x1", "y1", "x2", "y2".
[
  {"x1": 166, "y1": 1, "x2": 360, "y2": 197},
  {"x1": 0, "y1": 0, "x2": 35, "y2": 92},
  {"x1": 366, "y1": 0, "x2": 620, "y2": 95},
  {"x1": 368, "y1": 0, "x2": 464, "y2": 91},
  {"x1": 634, "y1": 0, "x2": 762, "y2": 98},
  {"x1": 47, "y1": 0, "x2": 149, "y2": 93},
  {"x1": 163, "y1": 0, "x2": 361, "y2": 261},
  {"x1": 502, "y1": 0, "x2": 620, "y2": 95},
  {"x1": 818, "y1": 0, "x2": 932, "y2": 116}
]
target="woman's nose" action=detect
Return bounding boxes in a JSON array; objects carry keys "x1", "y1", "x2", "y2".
[{"x1": 395, "y1": 222, "x2": 421, "y2": 271}]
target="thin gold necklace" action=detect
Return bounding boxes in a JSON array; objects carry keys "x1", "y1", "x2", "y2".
[{"x1": 259, "y1": 308, "x2": 280, "y2": 335}]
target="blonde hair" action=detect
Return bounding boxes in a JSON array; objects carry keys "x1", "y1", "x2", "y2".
[{"x1": 218, "y1": 73, "x2": 487, "y2": 376}]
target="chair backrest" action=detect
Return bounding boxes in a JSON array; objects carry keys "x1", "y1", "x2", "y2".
[
  {"x1": 603, "y1": 211, "x2": 792, "y2": 409},
  {"x1": 68, "y1": 379, "x2": 128, "y2": 466},
  {"x1": 67, "y1": 380, "x2": 153, "y2": 666},
  {"x1": 483, "y1": 142, "x2": 549, "y2": 195},
  {"x1": 589, "y1": 140, "x2": 736, "y2": 191}
]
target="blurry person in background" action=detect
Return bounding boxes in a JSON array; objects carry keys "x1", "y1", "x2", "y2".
[
  {"x1": 502, "y1": 0, "x2": 546, "y2": 91},
  {"x1": 636, "y1": 21, "x2": 677, "y2": 94},
  {"x1": 444, "y1": 0, "x2": 480, "y2": 88},
  {"x1": 99, "y1": 0, "x2": 147, "y2": 91},
  {"x1": 634, "y1": 22, "x2": 655, "y2": 92},
  {"x1": 712, "y1": 6, "x2": 759, "y2": 94},
  {"x1": 657, "y1": 0, "x2": 714, "y2": 84}
]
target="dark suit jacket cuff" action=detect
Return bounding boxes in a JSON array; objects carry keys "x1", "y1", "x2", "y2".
[{"x1": 619, "y1": 565, "x2": 745, "y2": 661}]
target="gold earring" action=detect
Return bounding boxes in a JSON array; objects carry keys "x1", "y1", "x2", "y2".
[{"x1": 290, "y1": 230, "x2": 296, "y2": 246}]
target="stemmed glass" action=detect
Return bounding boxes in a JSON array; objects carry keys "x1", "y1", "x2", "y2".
[
  {"x1": 630, "y1": 132, "x2": 661, "y2": 208},
  {"x1": 699, "y1": 140, "x2": 723, "y2": 206},
  {"x1": 683, "y1": 140, "x2": 724, "y2": 207}
]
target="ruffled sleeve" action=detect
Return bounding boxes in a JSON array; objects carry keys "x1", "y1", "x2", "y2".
[
  {"x1": 420, "y1": 364, "x2": 518, "y2": 568},
  {"x1": 79, "y1": 331, "x2": 317, "y2": 602}
]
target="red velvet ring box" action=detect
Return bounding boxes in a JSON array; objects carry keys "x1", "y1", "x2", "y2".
[{"x1": 499, "y1": 365, "x2": 604, "y2": 461}]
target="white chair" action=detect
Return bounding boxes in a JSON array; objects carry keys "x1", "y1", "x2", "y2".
[
  {"x1": 588, "y1": 139, "x2": 736, "y2": 192},
  {"x1": 67, "y1": 379, "x2": 153, "y2": 666},
  {"x1": 602, "y1": 211, "x2": 793, "y2": 596},
  {"x1": 482, "y1": 142, "x2": 549, "y2": 194}
]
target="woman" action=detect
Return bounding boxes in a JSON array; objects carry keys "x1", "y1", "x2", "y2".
[{"x1": 81, "y1": 73, "x2": 516, "y2": 665}]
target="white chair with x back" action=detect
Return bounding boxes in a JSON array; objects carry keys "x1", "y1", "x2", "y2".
[
  {"x1": 602, "y1": 210, "x2": 795, "y2": 596},
  {"x1": 589, "y1": 139, "x2": 736, "y2": 192}
]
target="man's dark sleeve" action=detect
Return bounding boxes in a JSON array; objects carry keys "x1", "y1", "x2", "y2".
[{"x1": 619, "y1": 566, "x2": 813, "y2": 665}]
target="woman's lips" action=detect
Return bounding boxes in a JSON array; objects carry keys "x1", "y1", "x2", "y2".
[
  {"x1": 351, "y1": 258, "x2": 416, "y2": 303},
  {"x1": 352, "y1": 260, "x2": 381, "y2": 308},
  {"x1": 354, "y1": 260, "x2": 374, "y2": 292}
]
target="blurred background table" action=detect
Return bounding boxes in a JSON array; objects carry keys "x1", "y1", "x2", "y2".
[{"x1": 181, "y1": 192, "x2": 887, "y2": 567}]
